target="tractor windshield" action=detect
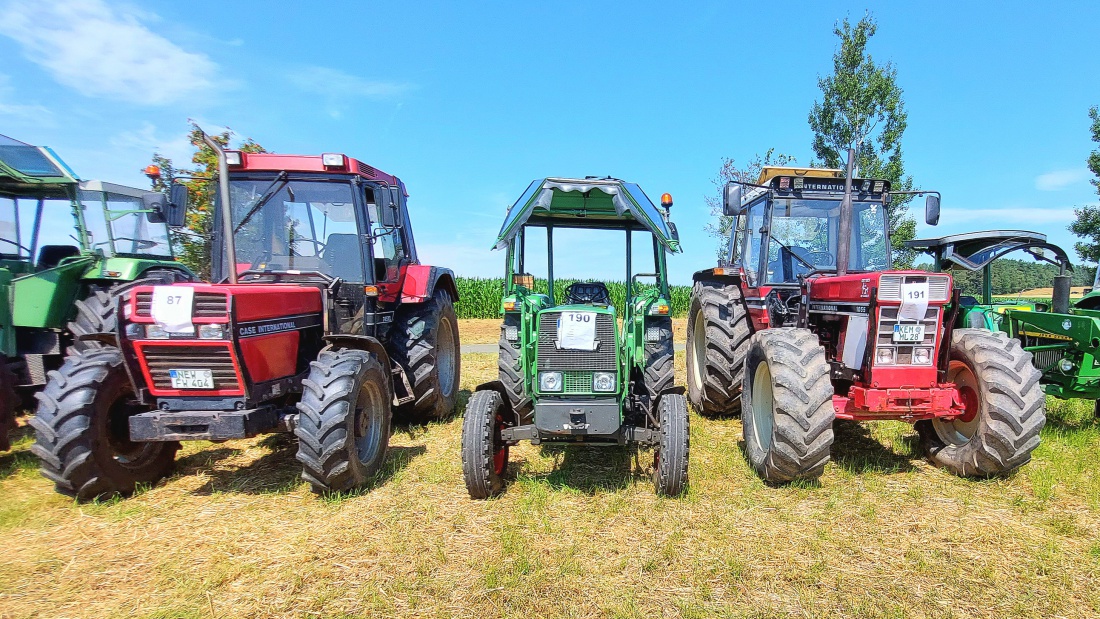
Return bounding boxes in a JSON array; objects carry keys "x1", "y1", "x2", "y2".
[
  {"x1": 78, "y1": 186, "x2": 173, "y2": 258},
  {"x1": 0, "y1": 195, "x2": 45, "y2": 260},
  {"x1": 763, "y1": 197, "x2": 888, "y2": 284},
  {"x1": 221, "y1": 178, "x2": 364, "y2": 281}
]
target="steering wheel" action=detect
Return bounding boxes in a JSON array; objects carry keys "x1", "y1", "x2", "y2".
[
  {"x1": 113, "y1": 237, "x2": 159, "y2": 250},
  {"x1": 803, "y1": 251, "x2": 835, "y2": 267}
]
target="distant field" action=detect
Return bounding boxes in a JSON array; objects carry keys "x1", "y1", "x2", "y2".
[
  {"x1": 1, "y1": 331, "x2": 1098, "y2": 617},
  {"x1": 455, "y1": 277, "x2": 691, "y2": 319}
]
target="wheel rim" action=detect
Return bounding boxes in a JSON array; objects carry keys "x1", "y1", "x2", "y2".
[
  {"x1": 689, "y1": 310, "x2": 706, "y2": 391},
  {"x1": 750, "y1": 361, "x2": 774, "y2": 452},
  {"x1": 934, "y1": 360, "x2": 981, "y2": 446},
  {"x1": 492, "y1": 413, "x2": 508, "y2": 475},
  {"x1": 354, "y1": 380, "x2": 386, "y2": 463},
  {"x1": 436, "y1": 316, "x2": 457, "y2": 397}
]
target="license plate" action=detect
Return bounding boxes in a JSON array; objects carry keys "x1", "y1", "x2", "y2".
[
  {"x1": 169, "y1": 369, "x2": 214, "y2": 389},
  {"x1": 892, "y1": 324, "x2": 925, "y2": 343}
]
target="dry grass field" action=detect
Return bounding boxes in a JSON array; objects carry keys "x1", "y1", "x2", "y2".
[{"x1": 1, "y1": 320, "x2": 1098, "y2": 618}]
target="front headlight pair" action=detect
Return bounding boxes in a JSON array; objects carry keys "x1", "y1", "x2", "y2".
[
  {"x1": 124, "y1": 323, "x2": 227, "y2": 340},
  {"x1": 538, "y1": 371, "x2": 616, "y2": 392}
]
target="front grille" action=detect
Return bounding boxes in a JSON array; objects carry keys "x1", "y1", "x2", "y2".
[
  {"x1": 135, "y1": 292, "x2": 228, "y2": 319},
  {"x1": 564, "y1": 371, "x2": 591, "y2": 394},
  {"x1": 878, "y1": 275, "x2": 951, "y2": 302},
  {"x1": 1019, "y1": 334, "x2": 1069, "y2": 372},
  {"x1": 876, "y1": 306, "x2": 939, "y2": 365},
  {"x1": 537, "y1": 311, "x2": 617, "y2": 372},
  {"x1": 139, "y1": 345, "x2": 240, "y2": 391}
]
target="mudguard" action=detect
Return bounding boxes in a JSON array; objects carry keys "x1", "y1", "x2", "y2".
[{"x1": 400, "y1": 265, "x2": 459, "y2": 304}]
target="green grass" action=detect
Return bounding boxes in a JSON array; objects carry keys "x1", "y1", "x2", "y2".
[
  {"x1": 455, "y1": 276, "x2": 691, "y2": 319},
  {"x1": 0, "y1": 349, "x2": 1098, "y2": 617}
]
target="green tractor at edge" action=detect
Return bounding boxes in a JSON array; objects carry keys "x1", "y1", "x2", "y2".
[
  {"x1": 461, "y1": 177, "x2": 689, "y2": 497},
  {"x1": 0, "y1": 134, "x2": 193, "y2": 450}
]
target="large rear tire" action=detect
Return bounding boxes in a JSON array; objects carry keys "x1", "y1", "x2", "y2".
[
  {"x1": 498, "y1": 314, "x2": 529, "y2": 414},
  {"x1": 391, "y1": 291, "x2": 461, "y2": 424},
  {"x1": 30, "y1": 348, "x2": 178, "y2": 500},
  {"x1": 642, "y1": 317, "x2": 675, "y2": 414},
  {"x1": 652, "y1": 393, "x2": 689, "y2": 496},
  {"x1": 0, "y1": 355, "x2": 17, "y2": 451},
  {"x1": 741, "y1": 328, "x2": 835, "y2": 483},
  {"x1": 687, "y1": 280, "x2": 751, "y2": 416},
  {"x1": 461, "y1": 390, "x2": 509, "y2": 499},
  {"x1": 296, "y1": 349, "x2": 392, "y2": 493},
  {"x1": 916, "y1": 329, "x2": 1045, "y2": 477},
  {"x1": 69, "y1": 270, "x2": 193, "y2": 353}
]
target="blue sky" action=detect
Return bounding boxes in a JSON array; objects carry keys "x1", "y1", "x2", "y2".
[{"x1": 2, "y1": 0, "x2": 1098, "y2": 284}]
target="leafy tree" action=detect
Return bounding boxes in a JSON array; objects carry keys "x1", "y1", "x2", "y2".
[
  {"x1": 808, "y1": 13, "x2": 917, "y2": 268},
  {"x1": 704, "y1": 149, "x2": 795, "y2": 258},
  {"x1": 150, "y1": 128, "x2": 265, "y2": 279},
  {"x1": 1068, "y1": 106, "x2": 1100, "y2": 264}
]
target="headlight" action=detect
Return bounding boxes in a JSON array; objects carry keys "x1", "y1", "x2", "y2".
[
  {"x1": 876, "y1": 347, "x2": 895, "y2": 365},
  {"x1": 912, "y1": 347, "x2": 934, "y2": 365},
  {"x1": 593, "y1": 372, "x2": 616, "y2": 392},
  {"x1": 124, "y1": 323, "x2": 143, "y2": 339},
  {"x1": 539, "y1": 371, "x2": 563, "y2": 392},
  {"x1": 1059, "y1": 358, "x2": 1075, "y2": 372},
  {"x1": 199, "y1": 323, "x2": 227, "y2": 340},
  {"x1": 504, "y1": 325, "x2": 519, "y2": 341},
  {"x1": 145, "y1": 324, "x2": 169, "y2": 339},
  {"x1": 645, "y1": 326, "x2": 663, "y2": 342}
]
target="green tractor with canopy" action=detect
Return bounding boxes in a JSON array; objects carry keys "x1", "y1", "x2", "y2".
[
  {"x1": 461, "y1": 177, "x2": 689, "y2": 497},
  {"x1": 908, "y1": 230, "x2": 1100, "y2": 413},
  {"x1": 0, "y1": 134, "x2": 192, "y2": 450}
]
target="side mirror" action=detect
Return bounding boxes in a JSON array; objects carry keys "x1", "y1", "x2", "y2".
[
  {"x1": 142, "y1": 192, "x2": 166, "y2": 224},
  {"x1": 925, "y1": 193, "x2": 941, "y2": 226},
  {"x1": 380, "y1": 201, "x2": 398, "y2": 228},
  {"x1": 723, "y1": 184, "x2": 742, "y2": 216},
  {"x1": 166, "y1": 184, "x2": 189, "y2": 228}
]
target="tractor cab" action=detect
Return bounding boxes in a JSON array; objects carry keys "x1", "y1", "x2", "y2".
[{"x1": 462, "y1": 177, "x2": 690, "y2": 498}]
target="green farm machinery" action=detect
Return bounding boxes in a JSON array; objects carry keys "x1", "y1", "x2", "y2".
[
  {"x1": 908, "y1": 230, "x2": 1100, "y2": 413},
  {"x1": 0, "y1": 134, "x2": 192, "y2": 449},
  {"x1": 462, "y1": 177, "x2": 689, "y2": 497}
]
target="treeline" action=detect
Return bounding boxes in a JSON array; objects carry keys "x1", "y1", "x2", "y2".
[{"x1": 919, "y1": 259, "x2": 1096, "y2": 297}]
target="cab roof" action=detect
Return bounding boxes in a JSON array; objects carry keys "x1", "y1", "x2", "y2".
[
  {"x1": 493, "y1": 177, "x2": 680, "y2": 252},
  {"x1": 757, "y1": 166, "x2": 844, "y2": 184},
  {"x1": 0, "y1": 134, "x2": 79, "y2": 197},
  {"x1": 906, "y1": 230, "x2": 1071, "y2": 271},
  {"x1": 227, "y1": 152, "x2": 401, "y2": 187}
]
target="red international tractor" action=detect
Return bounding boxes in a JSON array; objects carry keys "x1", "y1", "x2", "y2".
[
  {"x1": 30, "y1": 133, "x2": 460, "y2": 499},
  {"x1": 688, "y1": 163, "x2": 1045, "y2": 482}
]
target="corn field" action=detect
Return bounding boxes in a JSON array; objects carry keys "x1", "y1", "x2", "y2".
[{"x1": 454, "y1": 277, "x2": 691, "y2": 319}]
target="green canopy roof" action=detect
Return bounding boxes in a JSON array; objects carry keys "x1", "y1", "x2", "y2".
[
  {"x1": 493, "y1": 177, "x2": 681, "y2": 253},
  {"x1": 0, "y1": 134, "x2": 79, "y2": 197}
]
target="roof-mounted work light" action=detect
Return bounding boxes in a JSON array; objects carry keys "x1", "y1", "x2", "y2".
[
  {"x1": 322, "y1": 153, "x2": 346, "y2": 169},
  {"x1": 224, "y1": 151, "x2": 242, "y2": 166}
]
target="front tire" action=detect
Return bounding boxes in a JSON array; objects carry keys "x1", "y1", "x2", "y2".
[
  {"x1": 296, "y1": 349, "x2": 392, "y2": 493},
  {"x1": 391, "y1": 291, "x2": 461, "y2": 424},
  {"x1": 461, "y1": 390, "x2": 509, "y2": 499},
  {"x1": 916, "y1": 329, "x2": 1045, "y2": 477},
  {"x1": 498, "y1": 314, "x2": 529, "y2": 413},
  {"x1": 0, "y1": 355, "x2": 18, "y2": 451},
  {"x1": 30, "y1": 348, "x2": 178, "y2": 500},
  {"x1": 653, "y1": 393, "x2": 689, "y2": 496},
  {"x1": 642, "y1": 317, "x2": 674, "y2": 414},
  {"x1": 741, "y1": 328, "x2": 835, "y2": 483},
  {"x1": 687, "y1": 280, "x2": 751, "y2": 416},
  {"x1": 69, "y1": 270, "x2": 193, "y2": 353}
]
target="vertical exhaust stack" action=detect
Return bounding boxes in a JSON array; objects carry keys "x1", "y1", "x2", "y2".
[
  {"x1": 196, "y1": 125, "x2": 238, "y2": 285},
  {"x1": 1053, "y1": 269, "x2": 1072, "y2": 314},
  {"x1": 836, "y1": 147, "x2": 856, "y2": 277}
]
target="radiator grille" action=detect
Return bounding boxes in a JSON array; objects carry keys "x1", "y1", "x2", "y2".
[
  {"x1": 135, "y1": 292, "x2": 228, "y2": 319},
  {"x1": 876, "y1": 306, "x2": 939, "y2": 365},
  {"x1": 564, "y1": 371, "x2": 591, "y2": 394},
  {"x1": 1020, "y1": 334, "x2": 1070, "y2": 372},
  {"x1": 537, "y1": 311, "x2": 617, "y2": 372},
  {"x1": 138, "y1": 345, "x2": 240, "y2": 391},
  {"x1": 878, "y1": 274, "x2": 951, "y2": 302}
]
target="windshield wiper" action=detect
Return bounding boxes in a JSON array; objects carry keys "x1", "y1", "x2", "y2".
[
  {"x1": 234, "y1": 172, "x2": 287, "y2": 234},
  {"x1": 770, "y1": 237, "x2": 816, "y2": 271}
]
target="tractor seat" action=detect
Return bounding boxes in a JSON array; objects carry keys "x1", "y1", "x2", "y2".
[
  {"x1": 321, "y1": 234, "x2": 365, "y2": 283},
  {"x1": 36, "y1": 245, "x2": 80, "y2": 269},
  {"x1": 565, "y1": 281, "x2": 611, "y2": 306}
]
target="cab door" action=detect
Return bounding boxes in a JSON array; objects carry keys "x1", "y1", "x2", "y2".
[{"x1": 366, "y1": 186, "x2": 409, "y2": 303}]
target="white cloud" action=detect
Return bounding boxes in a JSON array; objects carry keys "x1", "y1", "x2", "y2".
[
  {"x1": 1035, "y1": 168, "x2": 1092, "y2": 191},
  {"x1": 0, "y1": 0, "x2": 221, "y2": 106},
  {"x1": 109, "y1": 122, "x2": 195, "y2": 170},
  {"x1": 0, "y1": 73, "x2": 52, "y2": 123},
  {"x1": 286, "y1": 66, "x2": 412, "y2": 118}
]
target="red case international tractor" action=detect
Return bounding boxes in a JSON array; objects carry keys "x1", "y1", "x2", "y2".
[
  {"x1": 687, "y1": 163, "x2": 1045, "y2": 482},
  {"x1": 31, "y1": 133, "x2": 460, "y2": 499}
]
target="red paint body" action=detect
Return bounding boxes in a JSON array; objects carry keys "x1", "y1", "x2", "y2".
[{"x1": 228, "y1": 152, "x2": 402, "y2": 187}]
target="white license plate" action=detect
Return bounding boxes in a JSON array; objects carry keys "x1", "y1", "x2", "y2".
[
  {"x1": 892, "y1": 324, "x2": 925, "y2": 343},
  {"x1": 169, "y1": 369, "x2": 214, "y2": 389}
]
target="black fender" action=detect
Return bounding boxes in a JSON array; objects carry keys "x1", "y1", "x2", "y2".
[
  {"x1": 322, "y1": 334, "x2": 396, "y2": 402},
  {"x1": 691, "y1": 267, "x2": 742, "y2": 287},
  {"x1": 474, "y1": 380, "x2": 521, "y2": 425}
]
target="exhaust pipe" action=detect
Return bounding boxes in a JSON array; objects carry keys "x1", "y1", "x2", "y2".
[
  {"x1": 1053, "y1": 270, "x2": 1072, "y2": 314},
  {"x1": 195, "y1": 125, "x2": 238, "y2": 285},
  {"x1": 836, "y1": 147, "x2": 856, "y2": 277}
]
